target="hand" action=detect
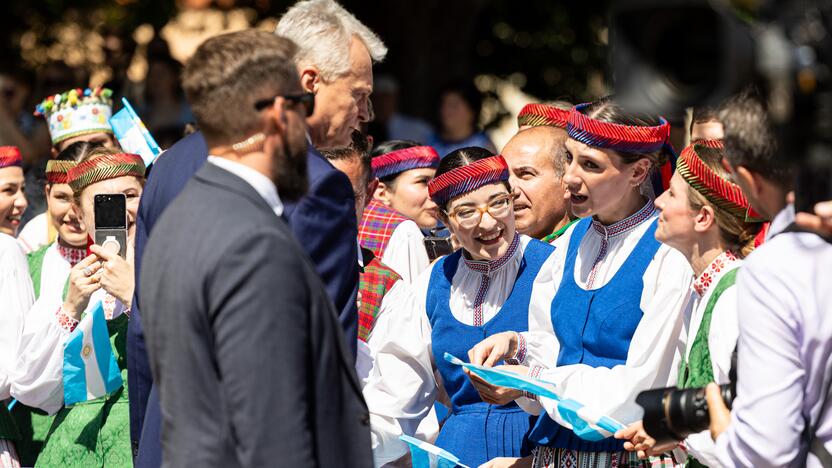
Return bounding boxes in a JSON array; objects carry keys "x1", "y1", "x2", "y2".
[
  {"x1": 795, "y1": 200, "x2": 832, "y2": 237},
  {"x1": 706, "y1": 382, "x2": 731, "y2": 441},
  {"x1": 90, "y1": 244, "x2": 135, "y2": 309},
  {"x1": 465, "y1": 365, "x2": 527, "y2": 406},
  {"x1": 468, "y1": 331, "x2": 517, "y2": 367},
  {"x1": 63, "y1": 254, "x2": 103, "y2": 320},
  {"x1": 615, "y1": 420, "x2": 679, "y2": 459},
  {"x1": 478, "y1": 455, "x2": 532, "y2": 468}
]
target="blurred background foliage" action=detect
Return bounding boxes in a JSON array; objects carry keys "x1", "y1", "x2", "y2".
[{"x1": 0, "y1": 0, "x2": 611, "y2": 133}]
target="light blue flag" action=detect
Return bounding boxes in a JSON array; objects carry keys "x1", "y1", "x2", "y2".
[
  {"x1": 63, "y1": 301, "x2": 123, "y2": 406},
  {"x1": 399, "y1": 435, "x2": 470, "y2": 468},
  {"x1": 444, "y1": 352, "x2": 625, "y2": 441},
  {"x1": 109, "y1": 97, "x2": 162, "y2": 167}
]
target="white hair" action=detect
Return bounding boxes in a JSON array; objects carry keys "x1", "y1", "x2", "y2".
[{"x1": 276, "y1": 0, "x2": 387, "y2": 81}]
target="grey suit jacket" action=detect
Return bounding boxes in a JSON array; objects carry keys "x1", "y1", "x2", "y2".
[{"x1": 140, "y1": 162, "x2": 372, "y2": 468}]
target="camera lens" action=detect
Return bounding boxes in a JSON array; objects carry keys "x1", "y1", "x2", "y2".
[{"x1": 637, "y1": 383, "x2": 734, "y2": 446}]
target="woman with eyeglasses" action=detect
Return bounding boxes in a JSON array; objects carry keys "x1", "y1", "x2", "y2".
[
  {"x1": 363, "y1": 147, "x2": 559, "y2": 467},
  {"x1": 360, "y1": 140, "x2": 438, "y2": 283},
  {"x1": 469, "y1": 98, "x2": 692, "y2": 468}
]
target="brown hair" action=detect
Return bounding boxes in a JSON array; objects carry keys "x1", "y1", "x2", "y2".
[
  {"x1": 717, "y1": 89, "x2": 792, "y2": 187},
  {"x1": 690, "y1": 106, "x2": 720, "y2": 134},
  {"x1": 182, "y1": 30, "x2": 298, "y2": 147},
  {"x1": 685, "y1": 145, "x2": 762, "y2": 258},
  {"x1": 579, "y1": 96, "x2": 668, "y2": 171}
]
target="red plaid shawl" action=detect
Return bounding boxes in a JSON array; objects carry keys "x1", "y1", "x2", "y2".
[
  {"x1": 358, "y1": 200, "x2": 409, "y2": 259},
  {"x1": 358, "y1": 250, "x2": 401, "y2": 342}
]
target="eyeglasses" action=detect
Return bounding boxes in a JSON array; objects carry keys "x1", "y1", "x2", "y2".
[
  {"x1": 254, "y1": 92, "x2": 315, "y2": 116},
  {"x1": 445, "y1": 192, "x2": 518, "y2": 229}
]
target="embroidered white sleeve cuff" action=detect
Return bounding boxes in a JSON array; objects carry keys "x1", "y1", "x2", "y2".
[
  {"x1": 55, "y1": 306, "x2": 79, "y2": 333},
  {"x1": 505, "y1": 332, "x2": 527, "y2": 365}
]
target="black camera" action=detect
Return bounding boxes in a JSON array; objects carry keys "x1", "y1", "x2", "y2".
[{"x1": 635, "y1": 382, "x2": 735, "y2": 446}]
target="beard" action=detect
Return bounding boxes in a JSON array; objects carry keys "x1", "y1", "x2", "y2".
[{"x1": 270, "y1": 116, "x2": 309, "y2": 202}]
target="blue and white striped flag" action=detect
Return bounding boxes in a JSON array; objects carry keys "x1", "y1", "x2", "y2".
[
  {"x1": 63, "y1": 301, "x2": 123, "y2": 406},
  {"x1": 444, "y1": 353, "x2": 625, "y2": 441},
  {"x1": 399, "y1": 435, "x2": 470, "y2": 468},
  {"x1": 109, "y1": 97, "x2": 162, "y2": 167}
]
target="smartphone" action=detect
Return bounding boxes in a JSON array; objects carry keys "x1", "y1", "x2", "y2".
[{"x1": 94, "y1": 194, "x2": 128, "y2": 258}]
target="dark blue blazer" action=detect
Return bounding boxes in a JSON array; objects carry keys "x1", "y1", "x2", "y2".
[{"x1": 128, "y1": 131, "x2": 359, "y2": 467}]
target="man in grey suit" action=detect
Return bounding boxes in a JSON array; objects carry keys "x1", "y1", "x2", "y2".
[{"x1": 140, "y1": 30, "x2": 372, "y2": 467}]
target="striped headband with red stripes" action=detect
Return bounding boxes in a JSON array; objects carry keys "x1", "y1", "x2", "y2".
[
  {"x1": 45, "y1": 160, "x2": 77, "y2": 184},
  {"x1": 677, "y1": 142, "x2": 765, "y2": 222},
  {"x1": 428, "y1": 155, "x2": 509, "y2": 207},
  {"x1": 568, "y1": 102, "x2": 678, "y2": 193},
  {"x1": 0, "y1": 146, "x2": 22, "y2": 169},
  {"x1": 517, "y1": 103, "x2": 569, "y2": 129},
  {"x1": 67, "y1": 153, "x2": 146, "y2": 195},
  {"x1": 371, "y1": 146, "x2": 439, "y2": 179}
]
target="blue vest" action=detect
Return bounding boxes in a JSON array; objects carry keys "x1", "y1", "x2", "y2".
[
  {"x1": 529, "y1": 217, "x2": 661, "y2": 452},
  {"x1": 426, "y1": 238, "x2": 553, "y2": 466}
]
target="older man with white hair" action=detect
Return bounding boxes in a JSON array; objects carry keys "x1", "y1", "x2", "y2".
[{"x1": 127, "y1": 2, "x2": 387, "y2": 466}]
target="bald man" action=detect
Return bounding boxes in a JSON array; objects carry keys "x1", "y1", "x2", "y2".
[{"x1": 502, "y1": 125, "x2": 576, "y2": 242}]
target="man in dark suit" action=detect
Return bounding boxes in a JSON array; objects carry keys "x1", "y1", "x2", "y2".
[
  {"x1": 128, "y1": 1, "x2": 388, "y2": 463},
  {"x1": 140, "y1": 30, "x2": 372, "y2": 467}
]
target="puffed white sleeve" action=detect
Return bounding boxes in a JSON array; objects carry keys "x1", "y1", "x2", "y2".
[
  {"x1": 683, "y1": 283, "x2": 739, "y2": 468},
  {"x1": 0, "y1": 241, "x2": 34, "y2": 399},
  {"x1": 515, "y1": 231, "x2": 571, "y2": 371},
  {"x1": 11, "y1": 293, "x2": 81, "y2": 415},
  {"x1": 535, "y1": 245, "x2": 692, "y2": 426},
  {"x1": 381, "y1": 220, "x2": 430, "y2": 285},
  {"x1": 363, "y1": 266, "x2": 437, "y2": 467}
]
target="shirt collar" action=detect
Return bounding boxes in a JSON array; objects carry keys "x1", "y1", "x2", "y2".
[
  {"x1": 591, "y1": 199, "x2": 656, "y2": 239},
  {"x1": 692, "y1": 250, "x2": 739, "y2": 297},
  {"x1": 56, "y1": 242, "x2": 86, "y2": 267},
  {"x1": 463, "y1": 232, "x2": 521, "y2": 276},
  {"x1": 207, "y1": 156, "x2": 283, "y2": 217},
  {"x1": 766, "y1": 203, "x2": 795, "y2": 241}
]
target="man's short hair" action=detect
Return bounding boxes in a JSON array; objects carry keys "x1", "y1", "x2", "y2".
[
  {"x1": 718, "y1": 90, "x2": 792, "y2": 185},
  {"x1": 276, "y1": 0, "x2": 387, "y2": 82},
  {"x1": 690, "y1": 105, "x2": 720, "y2": 133},
  {"x1": 320, "y1": 132, "x2": 371, "y2": 188},
  {"x1": 182, "y1": 30, "x2": 298, "y2": 146}
]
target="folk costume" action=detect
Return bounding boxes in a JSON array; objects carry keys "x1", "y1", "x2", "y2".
[
  {"x1": 360, "y1": 145, "x2": 439, "y2": 284},
  {"x1": 364, "y1": 155, "x2": 559, "y2": 467},
  {"x1": 672, "y1": 142, "x2": 763, "y2": 467},
  {"x1": 512, "y1": 106, "x2": 692, "y2": 467},
  {"x1": 18, "y1": 88, "x2": 115, "y2": 254},
  {"x1": 11, "y1": 159, "x2": 82, "y2": 466},
  {"x1": 0, "y1": 147, "x2": 35, "y2": 468},
  {"x1": 11, "y1": 153, "x2": 144, "y2": 468},
  {"x1": 357, "y1": 248, "x2": 402, "y2": 343}
]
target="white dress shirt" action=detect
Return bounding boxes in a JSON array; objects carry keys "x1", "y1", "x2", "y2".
[
  {"x1": 207, "y1": 156, "x2": 283, "y2": 218},
  {"x1": 714, "y1": 206, "x2": 832, "y2": 467}
]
